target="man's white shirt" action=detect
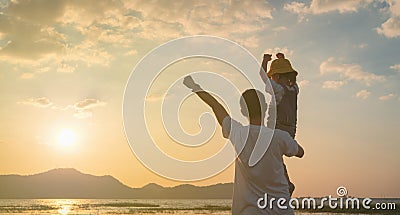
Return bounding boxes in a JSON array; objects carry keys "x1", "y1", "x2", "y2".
[{"x1": 222, "y1": 116, "x2": 299, "y2": 215}]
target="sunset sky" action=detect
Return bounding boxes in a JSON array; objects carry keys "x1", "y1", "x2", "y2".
[{"x1": 1, "y1": 0, "x2": 399, "y2": 198}]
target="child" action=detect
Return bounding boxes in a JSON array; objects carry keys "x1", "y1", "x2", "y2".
[
  {"x1": 260, "y1": 53, "x2": 299, "y2": 195},
  {"x1": 183, "y1": 75, "x2": 304, "y2": 215}
]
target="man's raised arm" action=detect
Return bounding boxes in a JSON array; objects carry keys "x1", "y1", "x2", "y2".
[
  {"x1": 259, "y1": 54, "x2": 272, "y2": 84},
  {"x1": 183, "y1": 76, "x2": 229, "y2": 126}
]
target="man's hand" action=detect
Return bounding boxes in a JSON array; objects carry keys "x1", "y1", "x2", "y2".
[
  {"x1": 182, "y1": 75, "x2": 229, "y2": 127},
  {"x1": 260, "y1": 54, "x2": 272, "y2": 84},
  {"x1": 183, "y1": 76, "x2": 199, "y2": 90},
  {"x1": 263, "y1": 54, "x2": 272, "y2": 62}
]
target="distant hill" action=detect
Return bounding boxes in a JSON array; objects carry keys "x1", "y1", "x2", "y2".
[{"x1": 0, "y1": 168, "x2": 233, "y2": 199}]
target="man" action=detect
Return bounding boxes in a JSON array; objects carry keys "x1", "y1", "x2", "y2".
[{"x1": 183, "y1": 76, "x2": 304, "y2": 214}]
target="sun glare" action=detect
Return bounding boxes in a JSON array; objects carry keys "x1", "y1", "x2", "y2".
[{"x1": 57, "y1": 129, "x2": 77, "y2": 147}]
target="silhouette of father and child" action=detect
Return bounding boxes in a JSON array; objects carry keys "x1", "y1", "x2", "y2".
[{"x1": 183, "y1": 53, "x2": 304, "y2": 215}]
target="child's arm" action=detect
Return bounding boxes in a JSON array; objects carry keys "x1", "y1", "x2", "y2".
[
  {"x1": 295, "y1": 144, "x2": 304, "y2": 158},
  {"x1": 183, "y1": 76, "x2": 229, "y2": 126},
  {"x1": 259, "y1": 54, "x2": 284, "y2": 104},
  {"x1": 281, "y1": 131, "x2": 304, "y2": 158}
]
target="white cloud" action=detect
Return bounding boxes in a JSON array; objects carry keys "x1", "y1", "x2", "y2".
[
  {"x1": 57, "y1": 63, "x2": 75, "y2": 73},
  {"x1": 123, "y1": 0, "x2": 274, "y2": 44},
  {"x1": 284, "y1": 0, "x2": 370, "y2": 14},
  {"x1": 18, "y1": 97, "x2": 106, "y2": 119},
  {"x1": 36, "y1": 66, "x2": 51, "y2": 74},
  {"x1": 284, "y1": 2, "x2": 308, "y2": 13},
  {"x1": 272, "y1": 26, "x2": 288, "y2": 32},
  {"x1": 74, "y1": 98, "x2": 106, "y2": 110},
  {"x1": 320, "y1": 57, "x2": 386, "y2": 86},
  {"x1": 1, "y1": 0, "x2": 274, "y2": 73},
  {"x1": 70, "y1": 98, "x2": 106, "y2": 119},
  {"x1": 18, "y1": 97, "x2": 53, "y2": 108},
  {"x1": 0, "y1": 1, "x2": 75, "y2": 60},
  {"x1": 284, "y1": 0, "x2": 372, "y2": 22},
  {"x1": 376, "y1": 0, "x2": 400, "y2": 38},
  {"x1": 68, "y1": 99, "x2": 106, "y2": 119},
  {"x1": 5, "y1": 56, "x2": 54, "y2": 79},
  {"x1": 236, "y1": 36, "x2": 260, "y2": 49},
  {"x1": 6, "y1": 0, "x2": 67, "y2": 25},
  {"x1": 73, "y1": 111, "x2": 93, "y2": 119},
  {"x1": 322, "y1": 80, "x2": 346, "y2": 89},
  {"x1": 0, "y1": 56, "x2": 51, "y2": 79},
  {"x1": 390, "y1": 64, "x2": 400, "y2": 72},
  {"x1": 354, "y1": 43, "x2": 368, "y2": 49},
  {"x1": 61, "y1": 40, "x2": 113, "y2": 67},
  {"x1": 356, "y1": 89, "x2": 371, "y2": 100},
  {"x1": 0, "y1": 20, "x2": 65, "y2": 60},
  {"x1": 0, "y1": 0, "x2": 117, "y2": 67},
  {"x1": 377, "y1": 16, "x2": 400, "y2": 38},
  {"x1": 20, "y1": 73, "x2": 35, "y2": 79},
  {"x1": 146, "y1": 94, "x2": 165, "y2": 102},
  {"x1": 0, "y1": 2, "x2": 114, "y2": 80},
  {"x1": 379, "y1": 93, "x2": 396, "y2": 101},
  {"x1": 124, "y1": 49, "x2": 138, "y2": 56},
  {"x1": 145, "y1": 93, "x2": 176, "y2": 102},
  {"x1": 309, "y1": 0, "x2": 371, "y2": 14},
  {"x1": 284, "y1": 1, "x2": 309, "y2": 22}
]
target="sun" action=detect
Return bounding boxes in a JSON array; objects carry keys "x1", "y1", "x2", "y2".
[{"x1": 57, "y1": 129, "x2": 77, "y2": 147}]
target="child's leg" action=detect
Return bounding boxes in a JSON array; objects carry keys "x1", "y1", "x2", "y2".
[
  {"x1": 283, "y1": 162, "x2": 295, "y2": 196},
  {"x1": 275, "y1": 125, "x2": 296, "y2": 195},
  {"x1": 285, "y1": 133, "x2": 296, "y2": 196}
]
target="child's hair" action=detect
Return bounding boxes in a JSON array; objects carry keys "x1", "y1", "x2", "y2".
[{"x1": 240, "y1": 89, "x2": 266, "y2": 119}]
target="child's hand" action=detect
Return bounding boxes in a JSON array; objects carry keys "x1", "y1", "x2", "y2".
[
  {"x1": 183, "y1": 76, "x2": 198, "y2": 90},
  {"x1": 263, "y1": 54, "x2": 272, "y2": 62},
  {"x1": 276, "y1": 53, "x2": 285, "y2": 59},
  {"x1": 286, "y1": 72, "x2": 297, "y2": 87}
]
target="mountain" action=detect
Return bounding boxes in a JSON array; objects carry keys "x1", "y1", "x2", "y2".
[{"x1": 0, "y1": 168, "x2": 233, "y2": 199}]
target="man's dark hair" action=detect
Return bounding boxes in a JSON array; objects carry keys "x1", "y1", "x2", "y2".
[{"x1": 241, "y1": 89, "x2": 265, "y2": 119}]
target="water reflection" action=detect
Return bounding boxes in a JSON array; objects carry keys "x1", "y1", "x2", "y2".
[
  {"x1": 58, "y1": 205, "x2": 70, "y2": 215},
  {"x1": 56, "y1": 200, "x2": 73, "y2": 215}
]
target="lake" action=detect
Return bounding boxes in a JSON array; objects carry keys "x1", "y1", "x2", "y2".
[{"x1": 0, "y1": 199, "x2": 398, "y2": 214}]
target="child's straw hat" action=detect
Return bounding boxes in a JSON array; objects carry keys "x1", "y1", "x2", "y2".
[{"x1": 267, "y1": 58, "x2": 298, "y2": 78}]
